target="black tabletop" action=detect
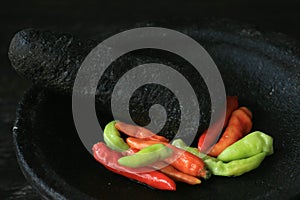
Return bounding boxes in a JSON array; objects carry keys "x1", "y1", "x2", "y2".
[{"x1": 1, "y1": 0, "x2": 300, "y2": 199}]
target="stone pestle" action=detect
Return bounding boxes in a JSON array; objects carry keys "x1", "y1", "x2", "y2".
[{"x1": 8, "y1": 28, "x2": 211, "y2": 140}]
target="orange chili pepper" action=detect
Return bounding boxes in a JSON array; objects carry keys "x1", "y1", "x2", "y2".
[
  {"x1": 152, "y1": 162, "x2": 201, "y2": 185},
  {"x1": 198, "y1": 96, "x2": 239, "y2": 153},
  {"x1": 115, "y1": 121, "x2": 169, "y2": 142},
  {"x1": 126, "y1": 137, "x2": 166, "y2": 149},
  {"x1": 208, "y1": 106, "x2": 253, "y2": 157},
  {"x1": 126, "y1": 137, "x2": 210, "y2": 179}
]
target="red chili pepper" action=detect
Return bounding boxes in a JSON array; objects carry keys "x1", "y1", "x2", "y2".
[
  {"x1": 208, "y1": 106, "x2": 253, "y2": 157},
  {"x1": 198, "y1": 96, "x2": 239, "y2": 153},
  {"x1": 92, "y1": 142, "x2": 176, "y2": 191},
  {"x1": 121, "y1": 148, "x2": 139, "y2": 156},
  {"x1": 152, "y1": 162, "x2": 201, "y2": 185},
  {"x1": 115, "y1": 121, "x2": 169, "y2": 142},
  {"x1": 126, "y1": 137, "x2": 210, "y2": 179}
]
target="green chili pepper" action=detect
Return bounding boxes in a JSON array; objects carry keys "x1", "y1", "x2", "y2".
[
  {"x1": 103, "y1": 121, "x2": 129, "y2": 152},
  {"x1": 118, "y1": 144, "x2": 172, "y2": 168},
  {"x1": 217, "y1": 131, "x2": 274, "y2": 162},
  {"x1": 204, "y1": 152, "x2": 267, "y2": 176},
  {"x1": 171, "y1": 139, "x2": 210, "y2": 160}
]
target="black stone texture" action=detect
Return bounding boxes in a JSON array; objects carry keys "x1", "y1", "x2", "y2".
[
  {"x1": 2, "y1": 0, "x2": 300, "y2": 199},
  {"x1": 12, "y1": 21, "x2": 300, "y2": 200}
]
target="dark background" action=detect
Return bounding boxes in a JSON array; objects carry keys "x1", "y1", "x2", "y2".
[{"x1": 0, "y1": 0, "x2": 300, "y2": 199}]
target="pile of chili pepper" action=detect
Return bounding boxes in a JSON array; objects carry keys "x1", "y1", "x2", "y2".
[{"x1": 92, "y1": 96, "x2": 274, "y2": 191}]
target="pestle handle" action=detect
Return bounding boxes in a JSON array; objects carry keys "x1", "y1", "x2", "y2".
[{"x1": 8, "y1": 28, "x2": 97, "y2": 94}]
